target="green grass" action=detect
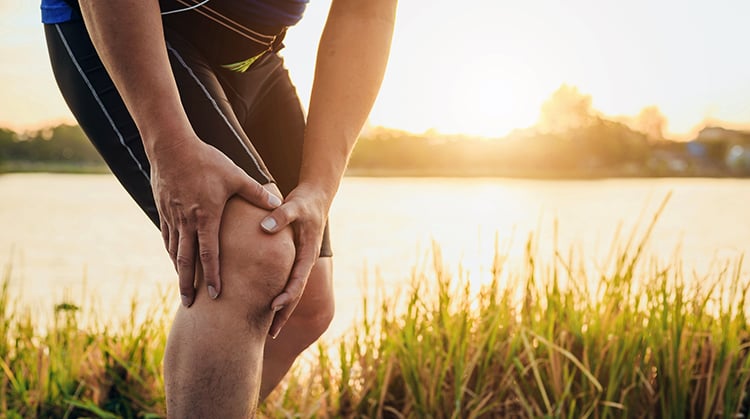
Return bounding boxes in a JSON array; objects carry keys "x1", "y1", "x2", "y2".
[
  {"x1": 2, "y1": 208, "x2": 750, "y2": 418},
  {"x1": 0, "y1": 266, "x2": 169, "y2": 418}
]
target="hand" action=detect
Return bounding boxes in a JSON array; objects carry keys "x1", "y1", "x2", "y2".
[
  {"x1": 260, "y1": 183, "x2": 330, "y2": 338},
  {"x1": 150, "y1": 135, "x2": 282, "y2": 307}
]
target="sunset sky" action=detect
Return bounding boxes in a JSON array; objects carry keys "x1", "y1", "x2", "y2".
[{"x1": 1, "y1": 0, "x2": 750, "y2": 139}]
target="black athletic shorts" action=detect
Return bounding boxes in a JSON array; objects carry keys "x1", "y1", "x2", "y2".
[{"x1": 44, "y1": 6, "x2": 332, "y2": 257}]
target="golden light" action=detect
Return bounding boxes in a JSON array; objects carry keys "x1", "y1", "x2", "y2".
[{"x1": 446, "y1": 54, "x2": 548, "y2": 138}]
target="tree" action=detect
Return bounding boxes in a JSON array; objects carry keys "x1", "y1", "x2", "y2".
[
  {"x1": 537, "y1": 84, "x2": 594, "y2": 133},
  {"x1": 632, "y1": 106, "x2": 667, "y2": 141},
  {"x1": 0, "y1": 128, "x2": 19, "y2": 164}
]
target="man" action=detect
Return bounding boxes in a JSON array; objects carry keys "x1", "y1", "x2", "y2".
[{"x1": 42, "y1": 0, "x2": 397, "y2": 416}]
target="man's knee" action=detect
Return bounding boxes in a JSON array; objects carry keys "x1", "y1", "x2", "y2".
[
  {"x1": 312, "y1": 303, "x2": 334, "y2": 340},
  {"x1": 297, "y1": 297, "x2": 334, "y2": 342},
  {"x1": 218, "y1": 197, "x2": 295, "y2": 324},
  {"x1": 288, "y1": 280, "x2": 335, "y2": 344}
]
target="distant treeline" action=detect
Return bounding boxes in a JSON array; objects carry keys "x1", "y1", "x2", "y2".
[
  {"x1": 0, "y1": 125, "x2": 104, "y2": 172},
  {"x1": 5, "y1": 84, "x2": 748, "y2": 177},
  {"x1": 0, "y1": 120, "x2": 742, "y2": 178},
  {"x1": 348, "y1": 85, "x2": 749, "y2": 178},
  {"x1": 349, "y1": 118, "x2": 652, "y2": 177}
]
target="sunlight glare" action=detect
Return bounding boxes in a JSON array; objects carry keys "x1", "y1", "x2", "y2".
[{"x1": 449, "y1": 54, "x2": 545, "y2": 137}]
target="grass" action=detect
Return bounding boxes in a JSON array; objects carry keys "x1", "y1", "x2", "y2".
[
  {"x1": 0, "y1": 267, "x2": 169, "y2": 418},
  {"x1": 2, "y1": 207, "x2": 750, "y2": 418}
]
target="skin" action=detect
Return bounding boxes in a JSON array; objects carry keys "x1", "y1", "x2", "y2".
[{"x1": 77, "y1": 0, "x2": 397, "y2": 415}]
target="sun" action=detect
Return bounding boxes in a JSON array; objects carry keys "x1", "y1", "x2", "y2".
[{"x1": 446, "y1": 54, "x2": 548, "y2": 138}]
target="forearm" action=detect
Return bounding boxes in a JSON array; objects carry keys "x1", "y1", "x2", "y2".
[
  {"x1": 79, "y1": 0, "x2": 194, "y2": 160},
  {"x1": 300, "y1": 0, "x2": 397, "y2": 200}
]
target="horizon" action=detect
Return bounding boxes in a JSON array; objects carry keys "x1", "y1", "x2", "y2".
[{"x1": 2, "y1": 0, "x2": 750, "y2": 140}]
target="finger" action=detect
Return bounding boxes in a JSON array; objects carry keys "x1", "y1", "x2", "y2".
[
  {"x1": 160, "y1": 219, "x2": 177, "y2": 270},
  {"x1": 160, "y1": 219, "x2": 170, "y2": 252},
  {"x1": 161, "y1": 203, "x2": 180, "y2": 267},
  {"x1": 176, "y1": 230, "x2": 197, "y2": 307},
  {"x1": 196, "y1": 217, "x2": 221, "y2": 300},
  {"x1": 160, "y1": 219, "x2": 169, "y2": 248},
  {"x1": 268, "y1": 244, "x2": 318, "y2": 338},
  {"x1": 260, "y1": 203, "x2": 297, "y2": 234},
  {"x1": 269, "y1": 301, "x2": 299, "y2": 340},
  {"x1": 168, "y1": 224, "x2": 179, "y2": 269},
  {"x1": 235, "y1": 173, "x2": 282, "y2": 210}
]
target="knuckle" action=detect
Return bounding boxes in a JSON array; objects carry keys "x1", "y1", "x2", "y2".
[
  {"x1": 198, "y1": 249, "x2": 216, "y2": 263},
  {"x1": 288, "y1": 279, "x2": 307, "y2": 295},
  {"x1": 176, "y1": 255, "x2": 193, "y2": 269},
  {"x1": 193, "y1": 208, "x2": 214, "y2": 228},
  {"x1": 306, "y1": 244, "x2": 321, "y2": 258},
  {"x1": 251, "y1": 181, "x2": 264, "y2": 196},
  {"x1": 268, "y1": 207, "x2": 286, "y2": 222}
]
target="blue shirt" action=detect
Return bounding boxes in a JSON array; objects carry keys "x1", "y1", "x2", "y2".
[
  {"x1": 40, "y1": 0, "x2": 309, "y2": 26},
  {"x1": 41, "y1": 0, "x2": 74, "y2": 24}
]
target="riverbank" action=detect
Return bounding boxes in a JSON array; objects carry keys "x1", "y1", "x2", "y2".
[
  {"x1": 2, "y1": 214, "x2": 748, "y2": 417},
  {"x1": 0, "y1": 163, "x2": 745, "y2": 179}
]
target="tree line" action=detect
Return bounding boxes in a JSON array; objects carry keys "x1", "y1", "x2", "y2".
[
  {"x1": 348, "y1": 120, "x2": 651, "y2": 177},
  {"x1": 0, "y1": 124, "x2": 103, "y2": 168},
  {"x1": 1, "y1": 85, "x2": 744, "y2": 177}
]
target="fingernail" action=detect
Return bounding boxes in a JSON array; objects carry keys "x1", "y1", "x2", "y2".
[
  {"x1": 261, "y1": 217, "x2": 277, "y2": 232},
  {"x1": 208, "y1": 285, "x2": 219, "y2": 300},
  {"x1": 272, "y1": 305, "x2": 284, "y2": 313},
  {"x1": 180, "y1": 294, "x2": 191, "y2": 307},
  {"x1": 268, "y1": 194, "x2": 282, "y2": 208}
]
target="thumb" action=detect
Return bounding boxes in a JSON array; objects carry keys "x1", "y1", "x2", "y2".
[
  {"x1": 235, "y1": 172, "x2": 282, "y2": 211},
  {"x1": 261, "y1": 203, "x2": 295, "y2": 234}
]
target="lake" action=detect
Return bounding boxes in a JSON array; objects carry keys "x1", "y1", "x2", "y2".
[{"x1": 1, "y1": 173, "x2": 749, "y2": 337}]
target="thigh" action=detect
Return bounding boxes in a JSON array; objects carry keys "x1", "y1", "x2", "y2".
[
  {"x1": 163, "y1": 28, "x2": 275, "y2": 186},
  {"x1": 46, "y1": 21, "x2": 158, "y2": 224},
  {"x1": 45, "y1": 20, "x2": 276, "y2": 228},
  {"x1": 218, "y1": 54, "x2": 333, "y2": 256}
]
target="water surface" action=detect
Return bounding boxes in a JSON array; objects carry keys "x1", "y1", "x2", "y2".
[{"x1": 1, "y1": 174, "x2": 748, "y2": 336}]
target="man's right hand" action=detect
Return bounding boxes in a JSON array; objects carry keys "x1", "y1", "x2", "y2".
[
  {"x1": 78, "y1": 1, "x2": 282, "y2": 307},
  {"x1": 150, "y1": 135, "x2": 282, "y2": 307}
]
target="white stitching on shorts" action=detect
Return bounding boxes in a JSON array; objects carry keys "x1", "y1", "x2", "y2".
[
  {"x1": 166, "y1": 43, "x2": 270, "y2": 183},
  {"x1": 55, "y1": 24, "x2": 151, "y2": 181}
]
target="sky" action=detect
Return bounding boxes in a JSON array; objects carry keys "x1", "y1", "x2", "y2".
[{"x1": 1, "y1": 0, "x2": 750, "y2": 139}]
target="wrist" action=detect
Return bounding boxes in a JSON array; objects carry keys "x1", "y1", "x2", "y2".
[
  {"x1": 298, "y1": 160, "x2": 343, "y2": 200},
  {"x1": 298, "y1": 138, "x2": 349, "y2": 200},
  {"x1": 140, "y1": 120, "x2": 198, "y2": 163},
  {"x1": 294, "y1": 180, "x2": 338, "y2": 209}
]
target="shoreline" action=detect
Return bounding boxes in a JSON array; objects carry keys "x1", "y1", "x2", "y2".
[{"x1": 2, "y1": 163, "x2": 749, "y2": 179}]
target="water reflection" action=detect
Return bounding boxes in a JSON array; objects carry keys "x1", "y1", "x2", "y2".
[{"x1": 1, "y1": 174, "x2": 749, "y2": 337}]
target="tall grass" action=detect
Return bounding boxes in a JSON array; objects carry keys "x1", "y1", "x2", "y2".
[
  {"x1": 2, "y1": 210, "x2": 750, "y2": 418},
  {"x1": 0, "y1": 264, "x2": 169, "y2": 418},
  {"x1": 261, "y1": 205, "x2": 750, "y2": 418}
]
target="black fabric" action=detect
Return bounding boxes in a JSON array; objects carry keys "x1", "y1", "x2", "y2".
[
  {"x1": 161, "y1": 1, "x2": 288, "y2": 65},
  {"x1": 44, "y1": 19, "x2": 332, "y2": 257}
]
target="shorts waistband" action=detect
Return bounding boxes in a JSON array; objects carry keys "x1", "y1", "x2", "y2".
[{"x1": 161, "y1": 0, "x2": 287, "y2": 65}]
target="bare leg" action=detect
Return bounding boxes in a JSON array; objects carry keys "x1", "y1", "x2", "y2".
[
  {"x1": 163, "y1": 195, "x2": 294, "y2": 418},
  {"x1": 259, "y1": 258, "x2": 335, "y2": 399}
]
